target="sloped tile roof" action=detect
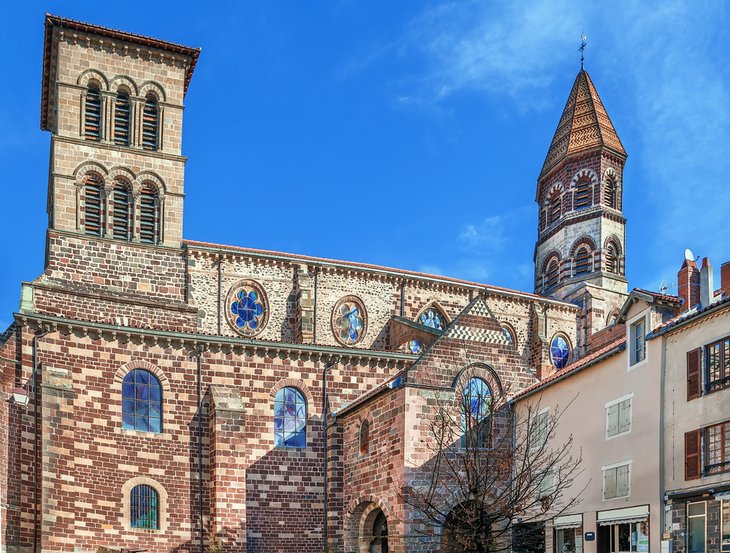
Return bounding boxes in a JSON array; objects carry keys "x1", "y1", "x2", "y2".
[{"x1": 511, "y1": 336, "x2": 626, "y2": 401}]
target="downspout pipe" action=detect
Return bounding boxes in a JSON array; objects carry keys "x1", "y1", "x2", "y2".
[{"x1": 32, "y1": 328, "x2": 48, "y2": 553}]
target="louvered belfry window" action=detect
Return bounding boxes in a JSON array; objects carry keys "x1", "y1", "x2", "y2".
[
  {"x1": 574, "y1": 247, "x2": 591, "y2": 275},
  {"x1": 83, "y1": 176, "x2": 104, "y2": 236},
  {"x1": 84, "y1": 86, "x2": 102, "y2": 140},
  {"x1": 548, "y1": 193, "x2": 561, "y2": 224},
  {"x1": 111, "y1": 184, "x2": 132, "y2": 241},
  {"x1": 114, "y1": 92, "x2": 131, "y2": 146},
  {"x1": 603, "y1": 177, "x2": 617, "y2": 208},
  {"x1": 139, "y1": 185, "x2": 160, "y2": 244},
  {"x1": 546, "y1": 259, "x2": 559, "y2": 290},
  {"x1": 574, "y1": 178, "x2": 592, "y2": 209},
  {"x1": 142, "y1": 95, "x2": 159, "y2": 150},
  {"x1": 605, "y1": 243, "x2": 618, "y2": 274}
]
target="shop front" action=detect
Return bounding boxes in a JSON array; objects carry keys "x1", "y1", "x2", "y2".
[{"x1": 596, "y1": 505, "x2": 650, "y2": 553}]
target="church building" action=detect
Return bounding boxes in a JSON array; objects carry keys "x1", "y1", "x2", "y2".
[{"x1": 0, "y1": 15, "x2": 632, "y2": 553}]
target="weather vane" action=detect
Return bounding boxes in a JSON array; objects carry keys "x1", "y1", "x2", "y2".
[{"x1": 579, "y1": 33, "x2": 587, "y2": 70}]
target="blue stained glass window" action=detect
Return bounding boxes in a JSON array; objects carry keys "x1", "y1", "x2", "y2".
[
  {"x1": 462, "y1": 377, "x2": 492, "y2": 448},
  {"x1": 274, "y1": 387, "x2": 307, "y2": 448},
  {"x1": 231, "y1": 288, "x2": 265, "y2": 333},
  {"x1": 130, "y1": 484, "x2": 159, "y2": 529},
  {"x1": 337, "y1": 301, "x2": 364, "y2": 345},
  {"x1": 420, "y1": 307, "x2": 446, "y2": 330},
  {"x1": 122, "y1": 369, "x2": 162, "y2": 433},
  {"x1": 550, "y1": 335, "x2": 570, "y2": 369},
  {"x1": 408, "y1": 340, "x2": 423, "y2": 354}
]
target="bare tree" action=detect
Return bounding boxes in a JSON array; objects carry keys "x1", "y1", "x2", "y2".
[{"x1": 400, "y1": 383, "x2": 584, "y2": 553}]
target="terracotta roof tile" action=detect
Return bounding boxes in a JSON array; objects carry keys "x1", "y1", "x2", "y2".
[{"x1": 511, "y1": 336, "x2": 626, "y2": 400}]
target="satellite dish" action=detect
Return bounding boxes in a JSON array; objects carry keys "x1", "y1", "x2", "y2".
[{"x1": 684, "y1": 248, "x2": 694, "y2": 261}]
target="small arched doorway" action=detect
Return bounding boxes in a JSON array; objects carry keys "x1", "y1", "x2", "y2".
[{"x1": 369, "y1": 509, "x2": 388, "y2": 553}]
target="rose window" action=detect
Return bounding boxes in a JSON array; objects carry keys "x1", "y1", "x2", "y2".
[
  {"x1": 333, "y1": 297, "x2": 366, "y2": 346},
  {"x1": 550, "y1": 335, "x2": 570, "y2": 369},
  {"x1": 226, "y1": 281, "x2": 268, "y2": 336}
]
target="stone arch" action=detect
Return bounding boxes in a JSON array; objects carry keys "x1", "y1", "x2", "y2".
[
  {"x1": 606, "y1": 308, "x2": 620, "y2": 327},
  {"x1": 74, "y1": 161, "x2": 109, "y2": 182},
  {"x1": 540, "y1": 250, "x2": 562, "y2": 275},
  {"x1": 139, "y1": 80, "x2": 167, "y2": 102},
  {"x1": 345, "y1": 496, "x2": 392, "y2": 553},
  {"x1": 108, "y1": 166, "x2": 137, "y2": 186},
  {"x1": 269, "y1": 377, "x2": 316, "y2": 416},
  {"x1": 544, "y1": 181, "x2": 565, "y2": 202},
  {"x1": 136, "y1": 171, "x2": 167, "y2": 196},
  {"x1": 569, "y1": 236, "x2": 597, "y2": 257},
  {"x1": 77, "y1": 69, "x2": 109, "y2": 91},
  {"x1": 109, "y1": 75, "x2": 138, "y2": 96},
  {"x1": 604, "y1": 235, "x2": 623, "y2": 256},
  {"x1": 452, "y1": 362, "x2": 504, "y2": 400},
  {"x1": 114, "y1": 360, "x2": 171, "y2": 392},
  {"x1": 121, "y1": 476, "x2": 168, "y2": 532},
  {"x1": 570, "y1": 168, "x2": 598, "y2": 188}
]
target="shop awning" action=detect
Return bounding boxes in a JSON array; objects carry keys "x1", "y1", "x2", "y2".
[
  {"x1": 597, "y1": 505, "x2": 649, "y2": 526},
  {"x1": 554, "y1": 514, "x2": 583, "y2": 529}
]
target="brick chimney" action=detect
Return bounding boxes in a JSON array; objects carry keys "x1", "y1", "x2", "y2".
[
  {"x1": 721, "y1": 261, "x2": 730, "y2": 298},
  {"x1": 700, "y1": 257, "x2": 714, "y2": 307},
  {"x1": 678, "y1": 258, "x2": 700, "y2": 311}
]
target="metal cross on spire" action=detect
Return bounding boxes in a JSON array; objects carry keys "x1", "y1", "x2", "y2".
[{"x1": 579, "y1": 33, "x2": 587, "y2": 70}]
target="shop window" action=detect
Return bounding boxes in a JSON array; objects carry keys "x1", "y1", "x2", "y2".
[
  {"x1": 598, "y1": 521, "x2": 649, "y2": 553},
  {"x1": 513, "y1": 522, "x2": 545, "y2": 553},
  {"x1": 554, "y1": 525, "x2": 583, "y2": 553}
]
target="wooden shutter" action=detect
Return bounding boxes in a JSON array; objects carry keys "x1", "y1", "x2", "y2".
[
  {"x1": 607, "y1": 403, "x2": 619, "y2": 437},
  {"x1": 687, "y1": 348, "x2": 702, "y2": 401},
  {"x1": 685, "y1": 429, "x2": 702, "y2": 480}
]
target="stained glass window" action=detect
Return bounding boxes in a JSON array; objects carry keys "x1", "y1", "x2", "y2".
[
  {"x1": 130, "y1": 484, "x2": 159, "y2": 529},
  {"x1": 420, "y1": 307, "x2": 446, "y2": 330},
  {"x1": 462, "y1": 377, "x2": 492, "y2": 448},
  {"x1": 230, "y1": 288, "x2": 266, "y2": 334},
  {"x1": 122, "y1": 370, "x2": 162, "y2": 433},
  {"x1": 334, "y1": 298, "x2": 365, "y2": 345},
  {"x1": 501, "y1": 324, "x2": 516, "y2": 345},
  {"x1": 408, "y1": 340, "x2": 423, "y2": 354},
  {"x1": 550, "y1": 335, "x2": 570, "y2": 369},
  {"x1": 274, "y1": 387, "x2": 307, "y2": 448}
]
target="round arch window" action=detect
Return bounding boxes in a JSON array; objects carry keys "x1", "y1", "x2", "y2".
[
  {"x1": 332, "y1": 296, "x2": 366, "y2": 346},
  {"x1": 550, "y1": 335, "x2": 571, "y2": 369},
  {"x1": 226, "y1": 280, "x2": 269, "y2": 336}
]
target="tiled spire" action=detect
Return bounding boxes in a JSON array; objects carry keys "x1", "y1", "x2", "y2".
[{"x1": 539, "y1": 70, "x2": 626, "y2": 180}]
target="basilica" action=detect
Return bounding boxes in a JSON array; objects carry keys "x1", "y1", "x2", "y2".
[{"x1": 0, "y1": 14, "x2": 637, "y2": 553}]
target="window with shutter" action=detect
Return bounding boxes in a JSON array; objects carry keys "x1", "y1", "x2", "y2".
[
  {"x1": 574, "y1": 179, "x2": 592, "y2": 209},
  {"x1": 687, "y1": 348, "x2": 702, "y2": 400},
  {"x1": 705, "y1": 337, "x2": 730, "y2": 394},
  {"x1": 604, "y1": 467, "x2": 617, "y2": 499},
  {"x1": 139, "y1": 185, "x2": 159, "y2": 244},
  {"x1": 605, "y1": 243, "x2": 618, "y2": 274},
  {"x1": 618, "y1": 399, "x2": 631, "y2": 434},
  {"x1": 142, "y1": 95, "x2": 159, "y2": 151},
  {"x1": 111, "y1": 185, "x2": 131, "y2": 240},
  {"x1": 685, "y1": 429, "x2": 701, "y2": 480},
  {"x1": 114, "y1": 92, "x2": 131, "y2": 146},
  {"x1": 603, "y1": 177, "x2": 617, "y2": 208},
  {"x1": 607, "y1": 403, "x2": 619, "y2": 437},
  {"x1": 548, "y1": 193, "x2": 561, "y2": 224},
  {"x1": 615, "y1": 464, "x2": 630, "y2": 497},
  {"x1": 603, "y1": 463, "x2": 631, "y2": 499},
  {"x1": 83, "y1": 176, "x2": 104, "y2": 236},
  {"x1": 574, "y1": 247, "x2": 591, "y2": 275},
  {"x1": 545, "y1": 259, "x2": 560, "y2": 291},
  {"x1": 84, "y1": 86, "x2": 102, "y2": 140}
]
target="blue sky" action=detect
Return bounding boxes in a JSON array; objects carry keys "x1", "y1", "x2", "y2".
[{"x1": 1, "y1": 1, "x2": 729, "y2": 329}]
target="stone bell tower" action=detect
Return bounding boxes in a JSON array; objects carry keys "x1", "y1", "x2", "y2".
[{"x1": 534, "y1": 69, "x2": 630, "y2": 352}]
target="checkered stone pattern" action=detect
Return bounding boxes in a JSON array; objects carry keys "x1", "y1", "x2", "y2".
[{"x1": 446, "y1": 325, "x2": 511, "y2": 344}]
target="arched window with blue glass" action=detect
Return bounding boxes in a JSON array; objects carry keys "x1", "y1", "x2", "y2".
[
  {"x1": 550, "y1": 334, "x2": 571, "y2": 369},
  {"x1": 409, "y1": 304, "x2": 448, "y2": 353},
  {"x1": 122, "y1": 369, "x2": 162, "y2": 433},
  {"x1": 274, "y1": 386, "x2": 307, "y2": 448},
  {"x1": 461, "y1": 377, "x2": 492, "y2": 448},
  {"x1": 130, "y1": 484, "x2": 159, "y2": 529}
]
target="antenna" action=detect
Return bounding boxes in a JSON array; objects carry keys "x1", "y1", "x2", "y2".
[
  {"x1": 579, "y1": 33, "x2": 587, "y2": 70},
  {"x1": 684, "y1": 248, "x2": 694, "y2": 261}
]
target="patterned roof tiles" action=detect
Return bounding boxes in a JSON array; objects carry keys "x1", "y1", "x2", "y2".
[{"x1": 540, "y1": 70, "x2": 627, "y2": 179}]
